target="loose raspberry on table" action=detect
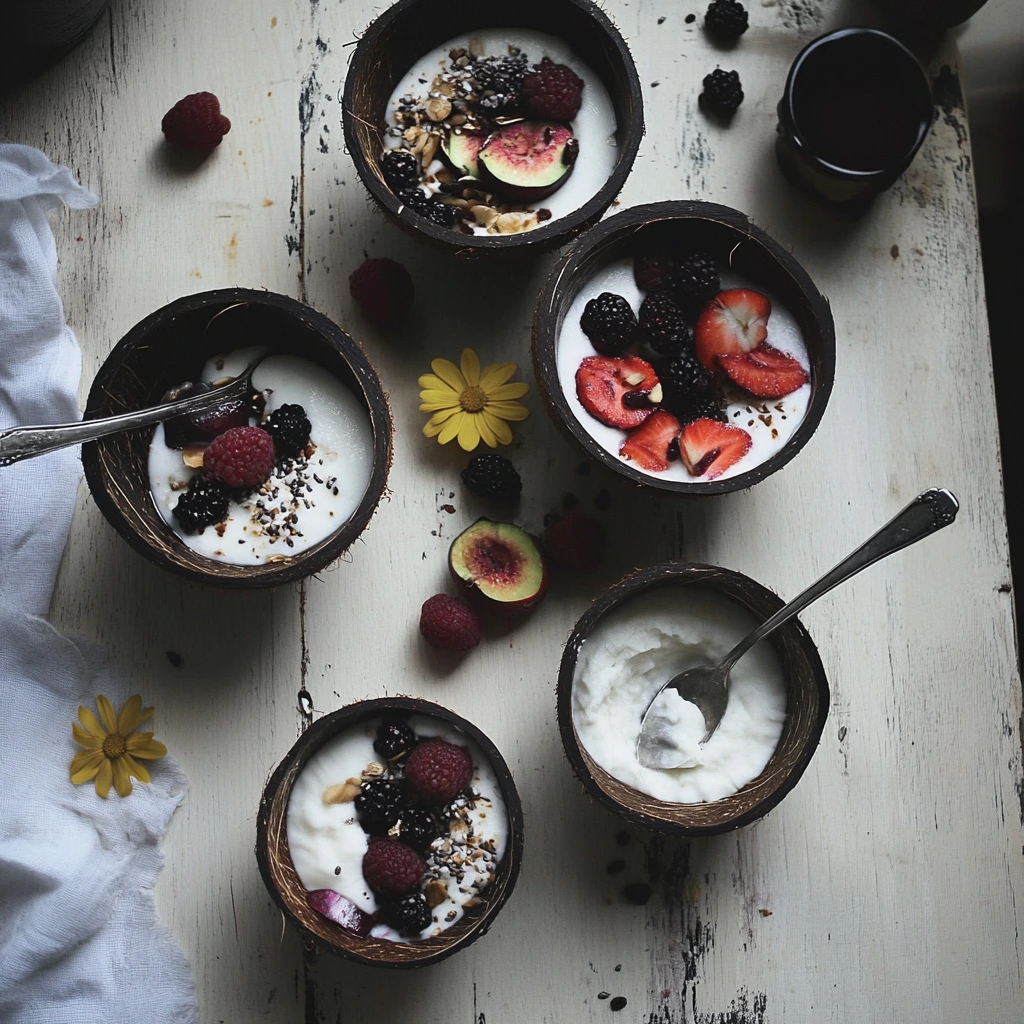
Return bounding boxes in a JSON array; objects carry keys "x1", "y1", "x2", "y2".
[
  {"x1": 161, "y1": 92, "x2": 231, "y2": 151},
  {"x1": 203, "y1": 426, "x2": 275, "y2": 490},
  {"x1": 404, "y1": 738, "x2": 474, "y2": 805},
  {"x1": 349, "y1": 257, "x2": 414, "y2": 331},
  {"x1": 419, "y1": 595, "x2": 482, "y2": 652},
  {"x1": 361, "y1": 838, "x2": 426, "y2": 896},
  {"x1": 522, "y1": 58, "x2": 585, "y2": 122}
]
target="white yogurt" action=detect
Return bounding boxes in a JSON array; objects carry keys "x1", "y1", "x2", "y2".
[
  {"x1": 571, "y1": 589, "x2": 787, "y2": 804},
  {"x1": 286, "y1": 715, "x2": 509, "y2": 943},
  {"x1": 557, "y1": 260, "x2": 812, "y2": 481},
  {"x1": 148, "y1": 346, "x2": 374, "y2": 565},
  {"x1": 384, "y1": 29, "x2": 618, "y2": 234}
]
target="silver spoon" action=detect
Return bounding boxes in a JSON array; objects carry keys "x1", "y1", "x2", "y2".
[
  {"x1": 636, "y1": 487, "x2": 960, "y2": 770},
  {"x1": 0, "y1": 356, "x2": 265, "y2": 467}
]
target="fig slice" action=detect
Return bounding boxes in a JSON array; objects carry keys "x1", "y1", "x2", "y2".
[
  {"x1": 448, "y1": 517, "x2": 548, "y2": 614},
  {"x1": 307, "y1": 889, "x2": 374, "y2": 937},
  {"x1": 441, "y1": 131, "x2": 486, "y2": 179},
  {"x1": 477, "y1": 121, "x2": 578, "y2": 202}
]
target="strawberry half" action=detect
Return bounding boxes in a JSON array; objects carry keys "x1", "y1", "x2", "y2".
[
  {"x1": 718, "y1": 342, "x2": 809, "y2": 398},
  {"x1": 619, "y1": 410, "x2": 682, "y2": 472},
  {"x1": 575, "y1": 355, "x2": 659, "y2": 429},
  {"x1": 694, "y1": 288, "x2": 771, "y2": 368},
  {"x1": 679, "y1": 418, "x2": 752, "y2": 479}
]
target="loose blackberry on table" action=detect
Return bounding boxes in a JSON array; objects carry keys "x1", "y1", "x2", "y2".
[
  {"x1": 704, "y1": 0, "x2": 749, "y2": 41},
  {"x1": 264, "y1": 403, "x2": 311, "y2": 459},
  {"x1": 639, "y1": 292, "x2": 693, "y2": 355},
  {"x1": 700, "y1": 69, "x2": 744, "y2": 116},
  {"x1": 580, "y1": 293, "x2": 639, "y2": 356},
  {"x1": 172, "y1": 476, "x2": 230, "y2": 534},
  {"x1": 461, "y1": 453, "x2": 522, "y2": 503}
]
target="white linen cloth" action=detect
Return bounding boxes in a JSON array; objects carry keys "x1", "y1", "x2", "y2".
[{"x1": 0, "y1": 144, "x2": 198, "y2": 1024}]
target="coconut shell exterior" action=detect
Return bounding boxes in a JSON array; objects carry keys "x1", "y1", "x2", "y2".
[
  {"x1": 82, "y1": 289, "x2": 393, "y2": 589},
  {"x1": 532, "y1": 200, "x2": 837, "y2": 494},
  {"x1": 255, "y1": 696, "x2": 525, "y2": 968},
  {"x1": 557, "y1": 563, "x2": 830, "y2": 836}
]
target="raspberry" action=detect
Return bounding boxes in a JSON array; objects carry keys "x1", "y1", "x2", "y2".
[
  {"x1": 161, "y1": 92, "x2": 231, "y2": 151},
  {"x1": 355, "y1": 779, "x2": 406, "y2": 835},
  {"x1": 404, "y1": 739, "x2": 473, "y2": 805},
  {"x1": 349, "y1": 257, "x2": 414, "y2": 331},
  {"x1": 700, "y1": 69, "x2": 744, "y2": 116},
  {"x1": 704, "y1": 0, "x2": 749, "y2": 41},
  {"x1": 634, "y1": 255, "x2": 680, "y2": 293},
  {"x1": 543, "y1": 509, "x2": 606, "y2": 573},
  {"x1": 381, "y1": 150, "x2": 422, "y2": 193},
  {"x1": 419, "y1": 595, "x2": 482, "y2": 652},
  {"x1": 203, "y1": 426, "x2": 275, "y2": 489},
  {"x1": 639, "y1": 292, "x2": 693, "y2": 355},
  {"x1": 382, "y1": 891, "x2": 433, "y2": 935},
  {"x1": 361, "y1": 838, "x2": 425, "y2": 896},
  {"x1": 265, "y1": 403, "x2": 311, "y2": 458},
  {"x1": 373, "y1": 719, "x2": 417, "y2": 761},
  {"x1": 461, "y1": 454, "x2": 522, "y2": 503},
  {"x1": 394, "y1": 808, "x2": 443, "y2": 852},
  {"x1": 172, "y1": 476, "x2": 230, "y2": 534},
  {"x1": 522, "y1": 58, "x2": 585, "y2": 121},
  {"x1": 580, "y1": 292, "x2": 638, "y2": 356}
]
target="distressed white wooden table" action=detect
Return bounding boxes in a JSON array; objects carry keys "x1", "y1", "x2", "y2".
[{"x1": 3, "y1": 0, "x2": 1022, "y2": 1020}]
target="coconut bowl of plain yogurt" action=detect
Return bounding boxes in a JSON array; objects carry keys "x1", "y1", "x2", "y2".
[
  {"x1": 82, "y1": 289, "x2": 392, "y2": 588},
  {"x1": 255, "y1": 696, "x2": 524, "y2": 968},
  {"x1": 342, "y1": 0, "x2": 643, "y2": 256},
  {"x1": 532, "y1": 201, "x2": 836, "y2": 493},
  {"x1": 557, "y1": 563, "x2": 829, "y2": 835}
]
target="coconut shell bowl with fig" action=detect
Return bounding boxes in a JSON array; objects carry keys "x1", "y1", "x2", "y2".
[
  {"x1": 532, "y1": 201, "x2": 836, "y2": 494},
  {"x1": 82, "y1": 289, "x2": 393, "y2": 589},
  {"x1": 342, "y1": 0, "x2": 643, "y2": 257},
  {"x1": 558, "y1": 563, "x2": 830, "y2": 837},
  {"x1": 256, "y1": 697, "x2": 525, "y2": 968}
]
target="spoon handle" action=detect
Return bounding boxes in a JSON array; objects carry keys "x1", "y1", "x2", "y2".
[
  {"x1": 719, "y1": 488, "x2": 960, "y2": 674},
  {"x1": 0, "y1": 372, "x2": 252, "y2": 468}
]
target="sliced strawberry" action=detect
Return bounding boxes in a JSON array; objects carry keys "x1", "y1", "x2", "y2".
[
  {"x1": 694, "y1": 288, "x2": 771, "y2": 368},
  {"x1": 619, "y1": 410, "x2": 682, "y2": 472},
  {"x1": 575, "y1": 355, "x2": 659, "y2": 429},
  {"x1": 719, "y1": 342, "x2": 809, "y2": 398},
  {"x1": 679, "y1": 418, "x2": 752, "y2": 480}
]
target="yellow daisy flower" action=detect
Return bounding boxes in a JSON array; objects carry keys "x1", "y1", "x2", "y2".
[
  {"x1": 70, "y1": 695, "x2": 168, "y2": 799},
  {"x1": 418, "y1": 348, "x2": 529, "y2": 451}
]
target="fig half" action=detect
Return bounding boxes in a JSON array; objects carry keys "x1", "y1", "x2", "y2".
[
  {"x1": 448, "y1": 518, "x2": 548, "y2": 614},
  {"x1": 441, "y1": 131, "x2": 486, "y2": 179},
  {"x1": 477, "y1": 121, "x2": 578, "y2": 202}
]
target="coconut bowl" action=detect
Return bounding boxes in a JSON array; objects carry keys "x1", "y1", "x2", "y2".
[
  {"x1": 256, "y1": 696, "x2": 524, "y2": 968},
  {"x1": 82, "y1": 289, "x2": 393, "y2": 589},
  {"x1": 532, "y1": 200, "x2": 836, "y2": 494},
  {"x1": 342, "y1": 0, "x2": 643, "y2": 258},
  {"x1": 557, "y1": 563, "x2": 829, "y2": 836}
]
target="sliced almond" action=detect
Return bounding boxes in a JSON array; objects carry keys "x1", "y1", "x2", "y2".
[
  {"x1": 182, "y1": 444, "x2": 207, "y2": 469},
  {"x1": 495, "y1": 211, "x2": 534, "y2": 234},
  {"x1": 322, "y1": 778, "x2": 361, "y2": 805},
  {"x1": 361, "y1": 761, "x2": 385, "y2": 780},
  {"x1": 624, "y1": 372, "x2": 646, "y2": 386},
  {"x1": 648, "y1": 383, "x2": 663, "y2": 404},
  {"x1": 472, "y1": 206, "x2": 499, "y2": 229},
  {"x1": 468, "y1": 37, "x2": 485, "y2": 57},
  {"x1": 420, "y1": 133, "x2": 440, "y2": 167},
  {"x1": 425, "y1": 97, "x2": 452, "y2": 122},
  {"x1": 403, "y1": 125, "x2": 426, "y2": 145},
  {"x1": 425, "y1": 879, "x2": 448, "y2": 908}
]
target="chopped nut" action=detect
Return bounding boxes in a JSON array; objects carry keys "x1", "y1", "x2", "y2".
[
  {"x1": 495, "y1": 211, "x2": 534, "y2": 234},
  {"x1": 425, "y1": 97, "x2": 452, "y2": 122},
  {"x1": 472, "y1": 205, "x2": 499, "y2": 229},
  {"x1": 624, "y1": 372, "x2": 646, "y2": 386},
  {"x1": 468, "y1": 37, "x2": 485, "y2": 57},
  {"x1": 648, "y1": 383, "x2": 663, "y2": 404},
  {"x1": 448, "y1": 113, "x2": 467, "y2": 126},
  {"x1": 322, "y1": 778, "x2": 361, "y2": 805},
  {"x1": 425, "y1": 879, "x2": 448, "y2": 908},
  {"x1": 182, "y1": 444, "x2": 206, "y2": 469},
  {"x1": 361, "y1": 761, "x2": 385, "y2": 779},
  {"x1": 420, "y1": 133, "x2": 440, "y2": 167},
  {"x1": 403, "y1": 125, "x2": 425, "y2": 145}
]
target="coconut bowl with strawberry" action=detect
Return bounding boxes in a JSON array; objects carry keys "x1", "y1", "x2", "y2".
[{"x1": 532, "y1": 201, "x2": 836, "y2": 494}]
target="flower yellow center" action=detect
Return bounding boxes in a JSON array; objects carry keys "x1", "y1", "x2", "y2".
[
  {"x1": 459, "y1": 385, "x2": 487, "y2": 413},
  {"x1": 103, "y1": 734, "x2": 127, "y2": 759}
]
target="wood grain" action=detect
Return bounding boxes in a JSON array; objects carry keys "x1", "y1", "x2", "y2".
[{"x1": 2, "y1": 0, "x2": 1021, "y2": 1021}]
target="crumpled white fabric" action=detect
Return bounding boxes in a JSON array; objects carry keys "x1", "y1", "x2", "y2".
[{"x1": 0, "y1": 144, "x2": 198, "y2": 1024}]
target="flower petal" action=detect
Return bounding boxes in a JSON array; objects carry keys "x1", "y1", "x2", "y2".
[
  {"x1": 417, "y1": 374, "x2": 459, "y2": 397},
  {"x1": 111, "y1": 757, "x2": 133, "y2": 798},
  {"x1": 126, "y1": 735, "x2": 167, "y2": 760},
  {"x1": 430, "y1": 358, "x2": 467, "y2": 393},
  {"x1": 479, "y1": 362, "x2": 518, "y2": 391},
  {"x1": 425, "y1": 407, "x2": 462, "y2": 428},
  {"x1": 457, "y1": 414, "x2": 481, "y2": 451},
  {"x1": 460, "y1": 349, "x2": 481, "y2": 387},
  {"x1": 482, "y1": 411, "x2": 513, "y2": 445},
  {"x1": 77, "y1": 705, "x2": 107, "y2": 739},
  {"x1": 117, "y1": 695, "x2": 144, "y2": 735},
  {"x1": 122, "y1": 752, "x2": 152, "y2": 785},
  {"x1": 437, "y1": 415, "x2": 463, "y2": 445},
  {"x1": 70, "y1": 749, "x2": 105, "y2": 783},
  {"x1": 95, "y1": 695, "x2": 118, "y2": 734},
  {"x1": 487, "y1": 400, "x2": 530, "y2": 422},
  {"x1": 72, "y1": 722, "x2": 103, "y2": 749},
  {"x1": 486, "y1": 382, "x2": 530, "y2": 402},
  {"x1": 476, "y1": 414, "x2": 498, "y2": 448},
  {"x1": 94, "y1": 759, "x2": 113, "y2": 799},
  {"x1": 419, "y1": 387, "x2": 460, "y2": 406},
  {"x1": 423, "y1": 418, "x2": 445, "y2": 438}
]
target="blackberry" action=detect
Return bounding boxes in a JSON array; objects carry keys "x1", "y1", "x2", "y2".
[
  {"x1": 700, "y1": 69, "x2": 744, "y2": 117},
  {"x1": 634, "y1": 254, "x2": 680, "y2": 293},
  {"x1": 264, "y1": 403, "x2": 311, "y2": 458},
  {"x1": 383, "y1": 891, "x2": 433, "y2": 935},
  {"x1": 580, "y1": 292, "x2": 638, "y2": 356},
  {"x1": 397, "y1": 188, "x2": 459, "y2": 229},
  {"x1": 660, "y1": 351, "x2": 713, "y2": 418},
  {"x1": 704, "y1": 0, "x2": 749, "y2": 41},
  {"x1": 354, "y1": 779, "x2": 405, "y2": 836},
  {"x1": 671, "y1": 252, "x2": 721, "y2": 313},
  {"x1": 639, "y1": 292, "x2": 693, "y2": 355},
  {"x1": 472, "y1": 53, "x2": 529, "y2": 110},
  {"x1": 461, "y1": 453, "x2": 522, "y2": 503},
  {"x1": 373, "y1": 719, "x2": 417, "y2": 761},
  {"x1": 381, "y1": 150, "x2": 422, "y2": 193},
  {"x1": 682, "y1": 395, "x2": 729, "y2": 425},
  {"x1": 395, "y1": 809, "x2": 443, "y2": 852},
  {"x1": 172, "y1": 476, "x2": 230, "y2": 534}
]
